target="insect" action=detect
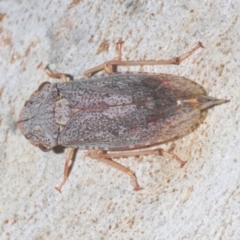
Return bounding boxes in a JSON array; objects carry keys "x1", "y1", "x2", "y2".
[{"x1": 17, "y1": 41, "x2": 228, "y2": 192}]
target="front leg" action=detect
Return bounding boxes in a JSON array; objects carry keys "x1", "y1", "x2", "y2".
[
  {"x1": 37, "y1": 62, "x2": 70, "y2": 82},
  {"x1": 55, "y1": 147, "x2": 76, "y2": 192}
]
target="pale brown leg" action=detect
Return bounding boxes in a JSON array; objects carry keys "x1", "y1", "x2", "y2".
[
  {"x1": 115, "y1": 39, "x2": 124, "y2": 60},
  {"x1": 84, "y1": 41, "x2": 204, "y2": 77},
  {"x1": 55, "y1": 147, "x2": 75, "y2": 192},
  {"x1": 84, "y1": 40, "x2": 125, "y2": 76},
  {"x1": 160, "y1": 149, "x2": 187, "y2": 168},
  {"x1": 37, "y1": 62, "x2": 68, "y2": 82},
  {"x1": 86, "y1": 146, "x2": 187, "y2": 190},
  {"x1": 86, "y1": 150, "x2": 142, "y2": 191}
]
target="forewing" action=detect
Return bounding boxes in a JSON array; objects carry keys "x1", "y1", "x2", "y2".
[{"x1": 57, "y1": 73, "x2": 205, "y2": 150}]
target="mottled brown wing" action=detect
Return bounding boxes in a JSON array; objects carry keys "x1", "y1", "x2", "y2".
[{"x1": 57, "y1": 73, "x2": 205, "y2": 150}]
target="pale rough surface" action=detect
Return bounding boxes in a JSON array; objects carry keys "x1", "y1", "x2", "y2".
[{"x1": 0, "y1": 0, "x2": 239, "y2": 239}]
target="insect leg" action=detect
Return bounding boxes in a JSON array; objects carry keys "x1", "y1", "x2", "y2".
[
  {"x1": 55, "y1": 147, "x2": 75, "y2": 192},
  {"x1": 87, "y1": 146, "x2": 187, "y2": 190},
  {"x1": 83, "y1": 40, "x2": 124, "y2": 77},
  {"x1": 86, "y1": 150, "x2": 142, "y2": 191},
  {"x1": 84, "y1": 41, "x2": 204, "y2": 77},
  {"x1": 37, "y1": 62, "x2": 68, "y2": 82},
  {"x1": 91, "y1": 147, "x2": 187, "y2": 167},
  {"x1": 159, "y1": 149, "x2": 187, "y2": 168},
  {"x1": 115, "y1": 39, "x2": 124, "y2": 60}
]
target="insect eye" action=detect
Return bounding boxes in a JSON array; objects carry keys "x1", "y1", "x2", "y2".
[
  {"x1": 37, "y1": 81, "x2": 50, "y2": 91},
  {"x1": 38, "y1": 144, "x2": 51, "y2": 152},
  {"x1": 25, "y1": 133, "x2": 32, "y2": 139},
  {"x1": 24, "y1": 100, "x2": 33, "y2": 106}
]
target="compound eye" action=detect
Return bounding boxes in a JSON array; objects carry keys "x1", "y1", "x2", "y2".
[
  {"x1": 37, "y1": 81, "x2": 50, "y2": 91},
  {"x1": 25, "y1": 133, "x2": 32, "y2": 139},
  {"x1": 24, "y1": 100, "x2": 33, "y2": 107},
  {"x1": 38, "y1": 143, "x2": 51, "y2": 152}
]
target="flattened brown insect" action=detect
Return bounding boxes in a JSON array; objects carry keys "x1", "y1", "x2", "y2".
[{"x1": 17, "y1": 41, "x2": 228, "y2": 192}]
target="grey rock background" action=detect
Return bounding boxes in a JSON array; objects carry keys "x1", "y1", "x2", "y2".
[{"x1": 0, "y1": 0, "x2": 239, "y2": 239}]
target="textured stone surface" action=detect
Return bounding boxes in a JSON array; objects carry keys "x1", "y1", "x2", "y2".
[{"x1": 0, "y1": 0, "x2": 239, "y2": 239}]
